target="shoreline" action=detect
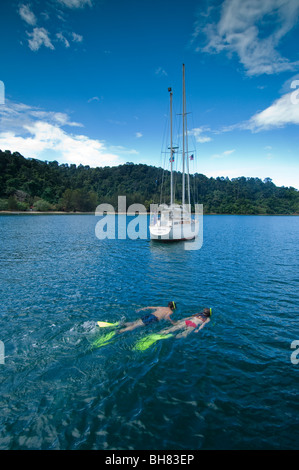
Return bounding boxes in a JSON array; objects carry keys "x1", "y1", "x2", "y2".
[{"x1": 0, "y1": 211, "x2": 298, "y2": 216}]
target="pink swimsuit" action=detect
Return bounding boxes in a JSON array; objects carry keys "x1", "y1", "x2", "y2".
[
  {"x1": 185, "y1": 315, "x2": 207, "y2": 329},
  {"x1": 185, "y1": 320, "x2": 197, "y2": 328}
]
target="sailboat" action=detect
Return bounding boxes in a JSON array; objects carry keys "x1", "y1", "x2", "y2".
[{"x1": 150, "y1": 64, "x2": 200, "y2": 241}]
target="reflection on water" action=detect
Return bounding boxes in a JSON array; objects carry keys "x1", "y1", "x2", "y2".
[{"x1": 0, "y1": 214, "x2": 298, "y2": 450}]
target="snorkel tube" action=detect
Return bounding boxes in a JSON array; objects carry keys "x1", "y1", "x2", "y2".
[{"x1": 196, "y1": 308, "x2": 212, "y2": 317}]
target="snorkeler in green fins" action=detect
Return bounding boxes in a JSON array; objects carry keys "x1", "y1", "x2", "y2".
[
  {"x1": 160, "y1": 308, "x2": 212, "y2": 337},
  {"x1": 118, "y1": 302, "x2": 177, "y2": 332},
  {"x1": 133, "y1": 308, "x2": 212, "y2": 351},
  {"x1": 93, "y1": 305, "x2": 212, "y2": 351},
  {"x1": 92, "y1": 302, "x2": 177, "y2": 348}
]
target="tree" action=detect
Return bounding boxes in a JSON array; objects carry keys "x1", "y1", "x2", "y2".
[
  {"x1": 1, "y1": 150, "x2": 299, "y2": 214},
  {"x1": 32, "y1": 199, "x2": 52, "y2": 211}
]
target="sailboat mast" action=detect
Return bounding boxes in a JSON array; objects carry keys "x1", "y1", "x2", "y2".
[
  {"x1": 183, "y1": 64, "x2": 191, "y2": 210},
  {"x1": 186, "y1": 114, "x2": 191, "y2": 210},
  {"x1": 182, "y1": 64, "x2": 185, "y2": 208},
  {"x1": 169, "y1": 87, "x2": 174, "y2": 206}
]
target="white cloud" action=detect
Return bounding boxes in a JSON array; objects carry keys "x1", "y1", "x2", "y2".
[
  {"x1": 0, "y1": 122, "x2": 120, "y2": 167},
  {"x1": 27, "y1": 27, "x2": 55, "y2": 51},
  {"x1": 0, "y1": 100, "x2": 123, "y2": 167},
  {"x1": 40, "y1": 11, "x2": 50, "y2": 21},
  {"x1": 217, "y1": 82, "x2": 299, "y2": 133},
  {"x1": 109, "y1": 145, "x2": 139, "y2": 155},
  {"x1": 248, "y1": 91, "x2": 299, "y2": 130},
  {"x1": 88, "y1": 96, "x2": 100, "y2": 103},
  {"x1": 193, "y1": 0, "x2": 299, "y2": 75},
  {"x1": 211, "y1": 149, "x2": 235, "y2": 158},
  {"x1": 18, "y1": 4, "x2": 85, "y2": 52},
  {"x1": 188, "y1": 127, "x2": 212, "y2": 143},
  {"x1": 28, "y1": 30, "x2": 83, "y2": 51},
  {"x1": 72, "y1": 32, "x2": 83, "y2": 43},
  {"x1": 0, "y1": 100, "x2": 83, "y2": 131},
  {"x1": 29, "y1": 111, "x2": 83, "y2": 127},
  {"x1": 56, "y1": 32, "x2": 70, "y2": 48},
  {"x1": 19, "y1": 4, "x2": 37, "y2": 26},
  {"x1": 57, "y1": 0, "x2": 92, "y2": 8},
  {"x1": 155, "y1": 67, "x2": 168, "y2": 77},
  {"x1": 135, "y1": 132, "x2": 143, "y2": 138}
]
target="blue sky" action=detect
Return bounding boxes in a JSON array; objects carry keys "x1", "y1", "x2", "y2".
[{"x1": 0, "y1": 0, "x2": 299, "y2": 188}]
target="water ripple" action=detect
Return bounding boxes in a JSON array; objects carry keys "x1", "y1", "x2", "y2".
[{"x1": 0, "y1": 215, "x2": 298, "y2": 449}]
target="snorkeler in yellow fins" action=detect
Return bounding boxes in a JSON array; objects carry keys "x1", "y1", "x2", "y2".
[
  {"x1": 159, "y1": 308, "x2": 212, "y2": 338},
  {"x1": 133, "y1": 308, "x2": 212, "y2": 351},
  {"x1": 118, "y1": 302, "x2": 177, "y2": 333},
  {"x1": 93, "y1": 302, "x2": 177, "y2": 349}
]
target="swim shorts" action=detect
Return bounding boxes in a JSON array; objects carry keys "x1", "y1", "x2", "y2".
[{"x1": 141, "y1": 313, "x2": 159, "y2": 326}]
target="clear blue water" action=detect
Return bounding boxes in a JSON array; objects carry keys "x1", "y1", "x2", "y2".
[{"x1": 0, "y1": 214, "x2": 298, "y2": 450}]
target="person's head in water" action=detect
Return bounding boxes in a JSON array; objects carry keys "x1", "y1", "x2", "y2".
[
  {"x1": 197, "y1": 308, "x2": 212, "y2": 317},
  {"x1": 168, "y1": 301, "x2": 177, "y2": 310}
]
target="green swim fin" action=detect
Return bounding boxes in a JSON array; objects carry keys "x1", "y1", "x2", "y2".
[
  {"x1": 133, "y1": 333, "x2": 173, "y2": 351},
  {"x1": 92, "y1": 330, "x2": 117, "y2": 349},
  {"x1": 97, "y1": 321, "x2": 120, "y2": 328}
]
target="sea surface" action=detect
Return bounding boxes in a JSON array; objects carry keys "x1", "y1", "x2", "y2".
[{"x1": 0, "y1": 214, "x2": 298, "y2": 450}]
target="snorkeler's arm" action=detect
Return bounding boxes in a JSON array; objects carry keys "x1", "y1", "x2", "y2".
[
  {"x1": 136, "y1": 306, "x2": 156, "y2": 312},
  {"x1": 194, "y1": 318, "x2": 210, "y2": 333},
  {"x1": 166, "y1": 313, "x2": 176, "y2": 324}
]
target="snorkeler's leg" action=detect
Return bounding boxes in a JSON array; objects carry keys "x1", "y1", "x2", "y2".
[
  {"x1": 159, "y1": 323, "x2": 183, "y2": 335},
  {"x1": 175, "y1": 326, "x2": 197, "y2": 338},
  {"x1": 176, "y1": 329, "x2": 192, "y2": 338},
  {"x1": 118, "y1": 319, "x2": 143, "y2": 333}
]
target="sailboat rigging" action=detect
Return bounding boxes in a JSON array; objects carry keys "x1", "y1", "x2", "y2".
[{"x1": 150, "y1": 64, "x2": 200, "y2": 242}]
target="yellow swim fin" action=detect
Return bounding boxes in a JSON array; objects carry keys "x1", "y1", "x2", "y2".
[
  {"x1": 133, "y1": 333, "x2": 173, "y2": 351},
  {"x1": 92, "y1": 331, "x2": 117, "y2": 349},
  {"x1": 97, "y1": 321, "x2": 120, "y2": 328}
]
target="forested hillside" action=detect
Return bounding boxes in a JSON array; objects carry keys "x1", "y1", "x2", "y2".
[{"x1": 0, "y1": 150, "x2": 298, "y2": 214}]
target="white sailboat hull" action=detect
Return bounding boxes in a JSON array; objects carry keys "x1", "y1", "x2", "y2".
[{"x1": 150, "y1": 219, "x2": 199, "y2": 241}]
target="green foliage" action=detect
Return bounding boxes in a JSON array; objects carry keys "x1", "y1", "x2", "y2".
[
  {"x1": 16, "y1": 201, "x2": 29, "y2": 211},
  {"x1": 32, "y1": 198, "x2": 52, "y2": 212},
  {"x1": 0, "y1": 150, "x2": 298, "y2": 214},
  {"x1": 58, "y1": 189, "x2": 98, "y2": 212},
  {"x1": 0, "y1": 198, "x2": 8, "y2": 210},
  {"x1": 7, "y1": 195, "x2": 18, "y2": 211}
]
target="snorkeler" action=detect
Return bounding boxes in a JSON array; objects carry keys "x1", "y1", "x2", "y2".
[
  {"x1": 159, "y1": 308, "x2": 211, "y2": 338},
  {"x1": 94, "y1": 306, "x2": 211, "y2": 351},
  {"x1": 118, "y1": 302, "x2": 177, "y2": 333},
  {"x1": 131, "y1": 308, "x2": 212, "y2": 351}
]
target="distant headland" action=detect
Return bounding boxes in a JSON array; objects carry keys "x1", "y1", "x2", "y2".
[{"x1": 1, "y1": 150, "x2": 298, "y2": 215}]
